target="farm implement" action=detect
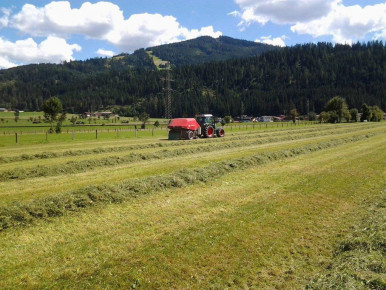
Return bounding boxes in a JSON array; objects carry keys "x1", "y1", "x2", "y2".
[{"x1": 168, "y1": 114, "x2": 225, "y2": 140}]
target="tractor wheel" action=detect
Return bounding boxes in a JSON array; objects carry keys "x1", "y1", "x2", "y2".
[
  {"x1": 216, "y1": 128, "x2": 225, "y2": 137},
  {"x1": 187, "y1": 130, "x2": 194, "y2": 140},
  {"x1": 205, "y1": 125, "x2": 214, "y2": 138}
]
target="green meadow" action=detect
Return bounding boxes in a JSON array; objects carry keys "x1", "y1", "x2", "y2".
[{"x1": 0, "y1": 122, "x2": 384, "y2": 288}]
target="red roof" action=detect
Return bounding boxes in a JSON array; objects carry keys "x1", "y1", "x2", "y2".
[{"x1": 168, "y1": 118, "x2": 201, "y2": 130}]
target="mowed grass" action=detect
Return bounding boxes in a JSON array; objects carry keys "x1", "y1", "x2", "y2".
[
  {"x1": 0, "y1": 123, "x2": 384, "y2": 288},
  {"x1": 0, "y1": 124, "x2": 382, "y2": 206}
]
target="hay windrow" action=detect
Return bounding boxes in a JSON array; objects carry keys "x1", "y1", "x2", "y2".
[
  {"x1": 307, "y1": 196, "x2": 386, "y2": 289},
  {"x1": 0, "y1": 123, "x2": 375, "y2": 164},
  {"x1": 0, "y1": 126, "x2": 381, "y2": 181},
  {"x1": 0, "y1": 133, "x2": 376, "y2": 231}
]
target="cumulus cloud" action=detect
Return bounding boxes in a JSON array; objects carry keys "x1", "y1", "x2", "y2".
[
  {"x1": 375, "y1": 29, "x2": 386, "y2": 40},
  {"x1": 0, "y1": 57, "x2": 17, "y2": 69},
  {"x1": 291, "y1": 2, "x2": 386, "y2": 43},
  {"x1": 255, "y1": 35, "x2": 286, "y2": 47},
  {"x1": 234, "y1": 0, "x2": 338, "y2": 26},
  {"x1": 11, "y1": 2, "x2": 123, "y2": 38},
  {"x1": 233, "y1": 0, "x2": 386, "y2": 43},
  {"x1": 0, "y1": 8, "x2": 11, "y2": 29},
  {"x1": 0, "y1": 36, "x2": 81, "y2": 69},
  {"x1": 97, "y1": 49, "x2": 115, "y2": 57},
  {"x1": 10, "y1": 1, "x2": 222, "y2": 53}
]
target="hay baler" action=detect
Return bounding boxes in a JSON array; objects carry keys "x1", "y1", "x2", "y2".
[{"x1": 168, "y1": 114, "x2": 225, "y2": 140}]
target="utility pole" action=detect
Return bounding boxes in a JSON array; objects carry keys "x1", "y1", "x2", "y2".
[{"x1": 162, "y1": 62, "x2": 173, "y2": 119}]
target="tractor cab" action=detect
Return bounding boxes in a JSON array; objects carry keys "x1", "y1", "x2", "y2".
[
  {"x1": 195, "y1": 114, "x2": 224, "y2": 138},
  {"x1": 195, "y1": 114, "x2": 215, "y2": 127}
]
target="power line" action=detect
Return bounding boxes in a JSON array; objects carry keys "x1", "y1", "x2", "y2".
[{"x1": 162, "y1": 62, "x2": 173, "y2": 119}]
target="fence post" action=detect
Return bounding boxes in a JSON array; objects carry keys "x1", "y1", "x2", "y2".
[
  {"x1": 15, "y1": 132, "x2": 18, "y2": 144},
  {"x1": 96, "y1": 129, "x2": 98, "y2": 139}
]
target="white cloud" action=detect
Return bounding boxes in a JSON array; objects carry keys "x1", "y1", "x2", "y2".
[
  {"x1": 234, "y1": 0, "x2": 338, "y2": 26},
  {"x1": 0, "y1": 57, "x2": 17, "y2": 69},
  {"x1": 10, "y1": 1, "x2": 222, "y2": 53},
  {"x1": 97, "y1": 49, "x2": 115, "y2": 57},
  {"x1": 255, "y1": 35, "x2": 286, "y2": 47},
  {"x1": 291, "y1": 2, "x2": 386, "y2": 43},
  {"x1": 375, "y1": 28, "x2": 386, "y2": 40},
  {"x1": 11, "y1": 2, "x2": 123, "y2": 38},
  {"x1": 233, "y1": 0, "x2": 386, "y2": 43},
  {"x1": 0, "y1": 36, "x2": 81, "y2": 69},
  {"x1": 0, "y1": 8, "x2": 11, "y2": 29}
]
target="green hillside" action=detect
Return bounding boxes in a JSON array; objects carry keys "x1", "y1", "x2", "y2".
[{"x1": 147, "y1": 36, "x2": 277, "y2": 66}]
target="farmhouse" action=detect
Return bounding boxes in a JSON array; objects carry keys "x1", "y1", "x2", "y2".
[{"x1": 82, "y1": 112, "x2": 92, "y2": 118}]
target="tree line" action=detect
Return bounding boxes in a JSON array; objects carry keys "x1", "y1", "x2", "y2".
[{"x1": 319, "y1": 96, "x2": 383, "y2": 123}]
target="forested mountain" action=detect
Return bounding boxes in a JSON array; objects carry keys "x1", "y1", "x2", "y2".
[
  {"x1": 147, "y1": 36, "x2": 278, "y2": 66},
  {"x1": 0, "y1": 38, "x2": 384, "y2": 117}
]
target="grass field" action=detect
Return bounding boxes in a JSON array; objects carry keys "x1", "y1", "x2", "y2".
[{"x1": 0, "y1": 122, "x2": 384, "y2": 288}]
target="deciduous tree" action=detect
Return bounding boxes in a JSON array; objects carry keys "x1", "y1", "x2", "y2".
[
  {"x1": 326, "y1": 96, "x2": 349, "y2": 123},
  {"x1": 349, "y1": 108, "x2": 358, "y2": 122},
  {"x1": 42, "y1": 97, "x2": 65, "y2": 133},
  {"x1": 370, "y1": 106, "x2": 383, "y2": 122},
  {"x1": 290, "y1": 108, "x2": 298, "y2": 123},
  {"x1": 360, "y1": 103, "x2": 372, "y2": 122}
]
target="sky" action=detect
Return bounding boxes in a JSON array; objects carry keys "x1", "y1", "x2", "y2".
[{"x1": 0, "y1": 0, "x2": 385, "y2": 69}]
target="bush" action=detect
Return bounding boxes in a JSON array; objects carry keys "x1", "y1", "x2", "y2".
[{"x1": 224, "y1": 116, "x2": 232, "y2": 124}]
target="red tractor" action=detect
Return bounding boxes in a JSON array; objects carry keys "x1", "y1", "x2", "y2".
[{"x1": 168, "y1": 114, "x2": 225, "y2": 140}]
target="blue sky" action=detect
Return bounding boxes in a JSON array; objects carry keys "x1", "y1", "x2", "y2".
[{"x1": 0, "y1": 0, "x2": 385, "y2": 68}]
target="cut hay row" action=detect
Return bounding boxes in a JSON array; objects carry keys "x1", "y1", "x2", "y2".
[
  {"x1": 308, "y1": 196, "x2": 385, "y2": 288},
  {"x1": 0, "y1": 125, "x2": 381, "y2": 181},
  {"x1": 0, "y1": 123, "x2": 378, "y2": 169},
  {"x1": 0, "y1": 123, "x2": 376, "y2": 163},
  {"x1": 0, "y1": 131, "x2": 378, "y2": 231}
]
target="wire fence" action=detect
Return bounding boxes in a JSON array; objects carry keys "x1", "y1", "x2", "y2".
[{"x1": 1, "y1": 121, "x2": 321, "y2": 145}]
